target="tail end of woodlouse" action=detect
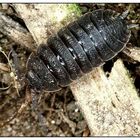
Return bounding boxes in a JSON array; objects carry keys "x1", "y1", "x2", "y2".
[
  {"x1": 119, "y1": 9, "x2": 129, "y2": 19},
  {"x1": 118, "y1": 4, "x2": 132, "y2": 20},
  {"x1": 117, "y1": 7, "x2": 139, "y2": 30},
  {"x1": 127, "y1": 24, "x2": 139, "y2": 30}
]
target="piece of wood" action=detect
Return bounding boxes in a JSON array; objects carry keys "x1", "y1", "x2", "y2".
[
  {"x1": 0, "y1": 11, "x2": 35, "y2": 51},
  {"x1": 123, "y1": 44, "x2": 140, "y2": 62},
  {"x1": 13, "y1": 4, "x2": 81, "y2": 46},
  {"x1": 71, "y1": 59, "x2": 140, "y2": 136},
  {"x1": 13, "y1": 4, "x2": 140, "y2": 136}
]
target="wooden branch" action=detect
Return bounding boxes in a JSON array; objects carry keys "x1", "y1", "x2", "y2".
[
  {"x1": 0, "y1": 11, "x2": 35, "y2": 51},
  {"x1": 13, "y1": 4, "x2": 140, "y2": 136},
  {"x1": 71, "y1": 59, "x2": 140, "y2": 136},
  {"x1": 13, "y1": 4, "x2": 81, "y2": 46}
]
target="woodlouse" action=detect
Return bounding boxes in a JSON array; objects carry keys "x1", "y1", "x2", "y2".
[{"x1": 26, "y1": 9, "x2": 131, "y2": 92}]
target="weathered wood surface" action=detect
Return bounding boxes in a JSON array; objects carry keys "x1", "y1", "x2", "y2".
[
  {"x1": 71, "y1": 59, "x2": 140, "y2": 136},
  {"x1": 0, "y1": 11, "x2": 35, "y2": 51},
  {"x1": 1, "y1": 4, "x2": 140, "y2": 136},
  {"x1": 123, "y1": 45, "x2": 140, "y2": 62}
]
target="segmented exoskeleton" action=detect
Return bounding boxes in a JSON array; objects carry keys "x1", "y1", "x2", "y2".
[{"x1": 26, "y1": 9, "x2": 131, "y2": 92}]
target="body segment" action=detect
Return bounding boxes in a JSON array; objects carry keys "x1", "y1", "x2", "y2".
[{"x1": 26, "y1": 9, "x2": 131, "y2": 92}]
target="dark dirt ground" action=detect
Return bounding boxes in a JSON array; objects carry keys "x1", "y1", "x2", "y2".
[{"x1": 0, "y1": 3, "x2": 139, "y2": 136}]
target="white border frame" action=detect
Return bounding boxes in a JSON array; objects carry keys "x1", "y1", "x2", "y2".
[{"x1": 0, "y1": 0, "x2": 139, "y2": 3}]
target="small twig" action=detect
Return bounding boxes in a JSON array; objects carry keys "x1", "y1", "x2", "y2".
[
  {"x1": 63, "y1": 87, "x2": 70, "y2": 114},
  {"x1": 0, "y1": 83, "x2": 11, "y2": 91},
  {"x1": 58, "y1": 111, "x2": 76, "y2": 134},
  {"x1": 0, "y1": 63, "x2": 10, "y2": 72},
  {"x1": 123, "y1": 44, "x2": 140, "y2": 63},
  {"x1": 83, "y1": 126, "x2": 90, "y2": 137},
  {"x1": 7, "y1": 48, "x2": 20, "y2": 96},
  {"x1": 47, "y1": 92, "x2": 56, "y2": 119},
  {"x1": 11, "y1": 48, "x2": 21, "y2": 79}
]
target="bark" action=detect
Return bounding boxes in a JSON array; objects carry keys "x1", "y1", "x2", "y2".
[{"x1": 10, "y1": 4, "x2": 140, "y2": 136}]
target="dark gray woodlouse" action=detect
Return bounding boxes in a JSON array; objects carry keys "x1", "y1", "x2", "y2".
[{"x1": 26, "y1": 9, "x2": 131, "y2": 92}]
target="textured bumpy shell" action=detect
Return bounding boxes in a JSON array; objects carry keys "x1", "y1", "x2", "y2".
[{"x1": 26, "y1": 9, "x2": 131, "y2": 92}]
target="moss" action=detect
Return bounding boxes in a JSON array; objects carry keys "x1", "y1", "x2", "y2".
[
  {"x1": 48, "y1": 4, "x2": 82, "y2": 27},
  {"x1": 59, "y1": 4, "x2": 82, "y2": 26},
  {"x1": 66, "y1": 4, "x2": 82, "y2": 17}
]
